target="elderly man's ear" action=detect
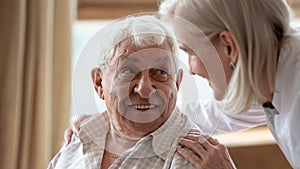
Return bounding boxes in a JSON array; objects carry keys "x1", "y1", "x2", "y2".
[{"x1": 91, "y1": 68, "x2": 105, "y2": 100}]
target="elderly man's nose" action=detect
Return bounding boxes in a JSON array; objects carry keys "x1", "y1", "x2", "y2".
[{"x1": 134, "y1": 72, "x2": 155, "y2": 98}]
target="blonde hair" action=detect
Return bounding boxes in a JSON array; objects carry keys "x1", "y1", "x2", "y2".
[{"x1": 160, "y1": 0, "x2": 291, "y2": 114}]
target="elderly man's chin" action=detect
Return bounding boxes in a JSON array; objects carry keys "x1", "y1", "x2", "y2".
[{"x1": 119, "y1": 107, "x2": 172, "y2": 137}]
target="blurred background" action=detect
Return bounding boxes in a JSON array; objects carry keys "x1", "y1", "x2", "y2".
[{"x1": 1, "y1": 0, "x2": 299, "y2": 168}]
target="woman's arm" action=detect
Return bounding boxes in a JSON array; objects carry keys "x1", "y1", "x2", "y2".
[{"x1": 179, "y1": 99, "x2": 266, "y2": 135}]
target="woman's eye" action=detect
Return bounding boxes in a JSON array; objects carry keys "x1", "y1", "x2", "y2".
[{"x1": 180, "y1": 47, "x2": 188, "y2": 53}]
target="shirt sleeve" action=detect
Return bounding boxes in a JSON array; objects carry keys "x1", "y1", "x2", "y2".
[
  {"x1": 273, "y1": 92, "x2": 300, "y2": 168},
  {"x1": 46, "y1": 134, "x2": 84, "y2": 169},
  {"x1": 47, "y1": 145, "x2": 65, "y2": 169},
  {"x1": 178, "y1": 99, "x2": 267, "y2": 135}
]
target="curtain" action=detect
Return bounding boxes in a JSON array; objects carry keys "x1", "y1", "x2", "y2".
[{"x1": 0, "y1": 0, "x2": 73, "y2": 168}]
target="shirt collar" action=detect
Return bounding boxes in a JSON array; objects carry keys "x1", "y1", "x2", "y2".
[
  {"x1": 79, "y1": 112, "x2": 109, "y2": 146},
  {"x1": 150, "y1": 107, "x2": 194, "y2": 160},
  {"x1": 79, "y1": 108, "x2": 194, "y2": 161}
]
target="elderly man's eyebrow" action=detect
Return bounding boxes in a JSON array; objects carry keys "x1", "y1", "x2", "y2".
[
  {"x1": 120, "y1": 54, "x2": 171, "y2": 64},
  {"x1": 155, "y1": 57, "x2": 172, "y2": 67},
  {"x1": 122, "y1": 56, "x2": 138, "y2": 62}
]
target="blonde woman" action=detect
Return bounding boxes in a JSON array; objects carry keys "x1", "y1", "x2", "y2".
[{"x1": 158, "y1": 0, "x2": 300, "y2": 168}]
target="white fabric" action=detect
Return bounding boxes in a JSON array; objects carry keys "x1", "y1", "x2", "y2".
[
  {"x1": 179, "y1": 27, "x2": 300, "y2": 168},
  {"x1": 179, "y1": 100, "x2": 266, "y2": 135}
]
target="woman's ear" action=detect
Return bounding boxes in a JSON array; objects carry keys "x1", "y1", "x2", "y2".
[
  {"x1": 219, "y1": 30, "x2": 238, "y2": 64},
  {"x1": 91, "y1": 68, "x2": 105, "y2": 100},
  {"x1": 175, "y1": 69, "x2": 183, "y2": 90}
]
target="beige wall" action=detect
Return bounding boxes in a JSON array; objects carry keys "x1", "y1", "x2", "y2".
[
  {"x1": 229, "y1": 144, "x2": 292, "y2": 169},
  {"x1": 77, "y1": 0, "x2": 300, "y2": 19}
]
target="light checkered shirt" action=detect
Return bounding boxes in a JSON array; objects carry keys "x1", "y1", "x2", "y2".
[{"x1": 48, "y1": 107, "x2": 199, "y2": 169}]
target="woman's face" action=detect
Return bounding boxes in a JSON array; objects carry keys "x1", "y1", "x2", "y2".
[
  {"x1": 179, "y1": 43, "x2": 209, "y2": 78},
  {"x1": 178, "y1": 38, "x2": 233, "y2": 100}
]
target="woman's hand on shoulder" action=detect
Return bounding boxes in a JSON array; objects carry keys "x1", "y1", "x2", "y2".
[
  {"x1": 61, "y1": 114, "x2": 92, "y2": 146},
  {"x1": 177, "y1": 131, "x2": 235, "y2": 169}
]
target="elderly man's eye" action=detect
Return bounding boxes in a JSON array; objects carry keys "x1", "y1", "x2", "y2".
[
  {"x1": 156, "y1": 69, "x2": 168, "y2": 75},
  {"x1": 151, "y1": 68, "x2": 169, "y2": 82},
  {"x1": 119, "y1": 67, "x2": 136, "y2": 78},
  {"x1": 122, "y1": 68, "x2": 135, "y2": 74}
]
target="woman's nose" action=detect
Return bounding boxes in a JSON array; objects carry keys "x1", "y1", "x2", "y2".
[
  {"x1": 189, "y1": 53, "x2": 210, "y2": 76},
  {"x1": 133, "y1": 71, "x2": 155, "y2": 98},
  {"x1": 189, "y1": 68, "x2": 196, "y2": 75},
  {"x1": 188, "y1": 54, "x2": 196, "y2": 75}
]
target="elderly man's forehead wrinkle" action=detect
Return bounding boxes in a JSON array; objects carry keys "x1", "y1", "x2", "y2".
[
  {"x1": 116, "y1": 54, "x2": 173, "y2": 76},
  {"x1": 111, "y1": 43, "x2": 174, "y2": 68},
  {"x1": 106, "y1": 46, "x2": 127, "y2": 70}
]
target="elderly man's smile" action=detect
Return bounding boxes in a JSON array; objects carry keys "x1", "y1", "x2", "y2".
[{"x1": 128, "y1": 104, "x2": 158, "y2": 111}]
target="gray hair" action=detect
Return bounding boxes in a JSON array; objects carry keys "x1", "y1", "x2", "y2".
[{"x1": 97, "y1": 15, "x2": 180, "y2": 73}]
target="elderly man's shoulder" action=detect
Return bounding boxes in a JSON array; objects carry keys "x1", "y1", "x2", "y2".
[
  {"x1": 47, "y1": 112, "x2": 108, "y2": 169},
  {"x1": 47, "y1": 133, "x2": 85, "y2": 169},
  {"x1": 178, "y1": 109, "x2": 201, "y2": 132},
  {"x1": 78, "y1": 112, "x2": 109, "y2": 132}
]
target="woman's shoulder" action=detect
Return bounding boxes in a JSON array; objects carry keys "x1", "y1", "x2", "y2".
[{"x1": 279, "y1": 27, "x2": 300, "y2": 67}]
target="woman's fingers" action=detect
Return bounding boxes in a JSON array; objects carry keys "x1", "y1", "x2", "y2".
[
  {"x1": 71, "y1": 114, "x2": 91, "y2": 133},
  {"x1": 60, "y1": 127, "x2": 73, "y2": 147},
  {"x1": 179, "y1": 137, "x2": 206, "y2": 158},
  {"x1": 177, "y1": 147, "x2": 203, "y2": 168},
  {"x1": 64, "y1": 127, "x2": 73, "y2": 142},
  {"x1": 207, "y1": 137, "x2": 219, "y2": 145},
  {"x1": 187, "y1": 130, "x2": 202, "y2": 135},
  {"x1": 62, "y1": 114, "x2": 92, "y2": 146},
  {"x1": 180, "y1": 134, "x2": 214, "y2": 150},
  {"x1": 178, "y1": 134, "x2": 235, "y2": 169}
]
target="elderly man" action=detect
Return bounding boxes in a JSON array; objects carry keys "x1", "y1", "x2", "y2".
[{"x1": 48, "y1": 15, "x2": 230, "y2": 169}]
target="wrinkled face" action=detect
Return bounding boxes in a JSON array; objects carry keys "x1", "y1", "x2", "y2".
[{"x1": 95, "y1": 38, "x2": 182, "y2": 139}]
